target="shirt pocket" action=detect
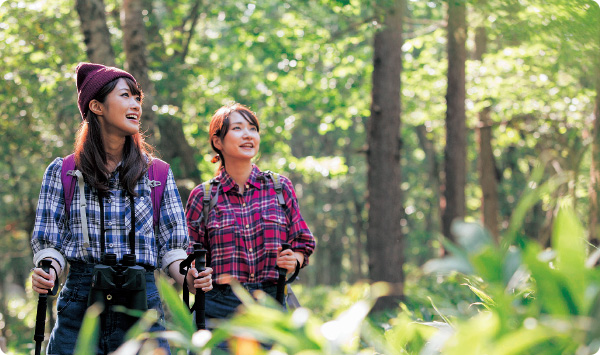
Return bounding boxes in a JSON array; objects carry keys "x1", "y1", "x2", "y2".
[
  {"x1": 206, "y1": 209, "x2": 237, "y2": 258},
  {"x1": 261, "y1": 207, "x2": 288, "y2": 248}
]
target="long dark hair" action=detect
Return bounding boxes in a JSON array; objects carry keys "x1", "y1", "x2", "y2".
[
  {"x1": 73, "y1": 77, "x2": 153, "y2": 195},
  {"x1": 209, "y1": 103, "x2": 260, "y2": 172}
]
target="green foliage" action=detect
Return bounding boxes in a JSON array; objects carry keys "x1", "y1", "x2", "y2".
[{"x1": 419, "y1": 194, "x2": 600, "y2": 353}]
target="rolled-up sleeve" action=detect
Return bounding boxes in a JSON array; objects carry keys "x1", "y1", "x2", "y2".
[
  {"x1": 31, "y1": 158, "x2": 67, "y2": 273},
  {"x1": 156, "y1": 169, "x2": 189, "y2": 273},
  {"x1": 281, "y1": 177, "x2": 316, "y2": 267}
]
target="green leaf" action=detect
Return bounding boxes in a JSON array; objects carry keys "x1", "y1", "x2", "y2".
[
  {"x1": 156, "y1": 276, "x2": 196, "y2": 338},
  {"x1": 74, "y1": 303, "x2": 102, "y2": 355},
  {"x1": 523, "y1": 243, "x2": 578, "y2": 315},
  {"x1": 422, "y1": 256, "x2": 474, "y2": 275},
  {"x1": 504, "y1": 169, "x2": 568, "y2": 249},
  {"x1": 552, "y1": 204, "x2": 587, "y2": 310},
  {"x1": 490, "y1": 327, "x2": 558, "y2": 355},
  {"x1": 466, "y1": 285, "x2": 495, "y2": 308}
]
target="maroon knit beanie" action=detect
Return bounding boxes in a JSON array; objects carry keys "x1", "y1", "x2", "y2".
[{"x1": 76, "y1": 62, "x2": 137, "y2": 119}]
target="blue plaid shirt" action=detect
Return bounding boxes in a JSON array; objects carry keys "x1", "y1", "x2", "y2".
[{"x1": 31, "y1": 157, "x2": 188, "y2": 274}]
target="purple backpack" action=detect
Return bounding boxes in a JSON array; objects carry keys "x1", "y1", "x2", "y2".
[{"x1": 60, "y1": 154, "x2": 170, "y2": 228}]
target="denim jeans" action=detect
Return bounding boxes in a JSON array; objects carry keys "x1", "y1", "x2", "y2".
[
  {"x1": 204, "y1": 282, "x2": 285, "y2": 351},
  {"x1": 206, "y1": 282, "x2": 285, "y2": 319},
  {"x1": 46, "y1": 262, "x2": 169, "y2": 355}
]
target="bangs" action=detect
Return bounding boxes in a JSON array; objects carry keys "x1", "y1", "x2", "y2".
[
  {"x1": 236, "y1": 108, "x2": 260, "y2": 132},
  {"x1": 123, "y1": 77, "x2": 144, "y2": 101}
]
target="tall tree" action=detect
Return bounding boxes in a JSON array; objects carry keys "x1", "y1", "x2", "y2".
[
  {"x1": 76, "y1": 0, "x2": 200, "y2": 181},
  {"x1": 367, "y1": 0, "x2": 404, "y2": 311},
  {"x1": 589, "y1": 52, "x2": 600, "y2": 243},
  {"x1": 137, "y1": 0, "x2": 202, "y2": 182},
  {"x1": 474, "y1": 3, "x2": 499, "y2": 240},
  {"x1": 477, "y1": 108, "x2": 499, "y2": 240},
  {"x1": 121, "y1": 0, "x2": 157, "y2": 139},
  {"x1": 442, "y1": 0, "x2": 467, "y2": 242},
  {"x1": 588, "y1": 2, "x2": 600, "y2": 242},
  {"x1": 75, "y1": 0, "x2": 115, "y2": 66},
  {"x1": 415, "y1": 124, "x2": 442, "y2": 256}
]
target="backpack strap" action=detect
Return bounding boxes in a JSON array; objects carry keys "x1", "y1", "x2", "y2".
[
  {"x1": 62, "y1": 156, "x2": 169, "y2": 225},
  {"x1": 61, "y1": 154, "x2": 77, "y2": 218},
  {"x1": 202, "y1": 179, "x2": 221, "y2": 225},
  {"x1": 265, "y1": 171, "x2": 286, "y2": 208},
  {"x1": 61, "y1": 154, "x2": 91, "y2": 258},
  {"x1": 148, "y1": 158, "x2": 170, "y2": 229}
]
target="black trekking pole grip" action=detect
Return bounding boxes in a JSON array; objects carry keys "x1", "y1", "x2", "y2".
[
  {"x1": 34, "y1": 259, "x2": 52, "y2": 355},
  {"x1": 276, "y1": 243, "x2": 291, "y2": 305},
  {"x1": 193, "y1": 243, "x2": 207, "y2": 330}
]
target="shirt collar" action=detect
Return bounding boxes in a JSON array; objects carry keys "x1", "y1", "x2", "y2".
[{"x1": 217, "y1": 165, "x2": 263, "y2": 193}]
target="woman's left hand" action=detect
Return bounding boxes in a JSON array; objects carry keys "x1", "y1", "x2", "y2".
[
  {"x1": 186, "y1": 264, "x2": 213, "y2": 295},
  {"x1": 276, "y1": 246, "x2": 298, "y2": 274}
]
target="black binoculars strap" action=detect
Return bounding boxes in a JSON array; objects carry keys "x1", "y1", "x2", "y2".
[
  {"x1": 129, "y1": 194, "x2": 136, "y2": 255},
  {"x1": 97, "y1": 192, "x2": 137, "y2": 261},
  {"x1": 99, "y1": 194, "x2": 106, "y2": 258}
]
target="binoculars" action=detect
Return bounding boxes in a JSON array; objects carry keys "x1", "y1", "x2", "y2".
[{"x1": 88, "y1": 253, "x2": 148, "y2": 312}]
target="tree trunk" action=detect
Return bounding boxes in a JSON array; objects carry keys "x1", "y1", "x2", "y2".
[
  {"x1": 442, "y1": 0, "x2": 467, "y2": 242},
  {"x1": 156, "y1": 118, "x2": 201, "y2": 183},
  {"x1": 589, "y1": 64, "x2": 600, "y2": 243},
  {"x1": 122, "y1": 0, "x2": 157, "y2": 140},
  {"x1": 135, "y1": 0, "x2": 202, "y2": 182},
  {"x1": 415, "y1": 124, "x2": 442, "y2": 258},
  {"x1": 474, "y1": 26, "x2": 487, "y2": 60},
  {"x1": 367, "y1": 0, "x2": 404, "y2": 311},
  {"x1": 75, "y1": 0, "x2": 115, "y2": 66},
  {"x1": 477, "y1": 108, "x2": 499, "y2": 240},
  {"x1": 474, "y1": 14, "x2": 499, "y2": 241}
]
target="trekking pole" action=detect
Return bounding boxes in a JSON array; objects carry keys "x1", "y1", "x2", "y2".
[
  {"x1": 193, "y1": 243, "x2": 207, "y2": 330},
  {"x1": 276, "y1": 243, "x2": 291, "y2": 305},
  {"x1": 34, "y1": 259, "x2": 52, "y2": 355}
]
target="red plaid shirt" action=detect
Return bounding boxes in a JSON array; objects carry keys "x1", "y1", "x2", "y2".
[{"x1": 186, "y1": 165, "x2": 316, "y2": 284}]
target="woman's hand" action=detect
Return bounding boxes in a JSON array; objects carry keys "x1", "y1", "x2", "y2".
[
  {"x1": 186, "y1": 263, "x2": 213, "y2": 295},
  {"x1": 31, "y1": 265, "x2": 56, "y2": 295},
  {"x1": 276, "y1": 247, "x2": 302, "y2": 274}
]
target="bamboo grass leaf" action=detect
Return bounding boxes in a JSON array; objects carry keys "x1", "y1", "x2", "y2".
[
  {"x1": 74, "y1": 303, "x2": 102, "y2": 355},
  {"x1": 156, "y1": 276, "x2": 196, "y2": 337}
]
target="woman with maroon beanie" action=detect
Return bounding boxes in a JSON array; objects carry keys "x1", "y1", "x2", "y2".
[{"x1": 30, "y1": 62, "x2": 213, "y2": 354}]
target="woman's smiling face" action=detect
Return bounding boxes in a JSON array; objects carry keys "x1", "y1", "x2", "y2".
[
  {"x1": 96, "y1": 78, "x2": 142, "y2": 138},
  {"x1": 213, "y1": 111, "x2": 260, "y2": 162}
]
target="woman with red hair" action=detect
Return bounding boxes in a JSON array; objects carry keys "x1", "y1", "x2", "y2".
[{"x1": 186, "y1": 103, "x2": 316, "y2": 330}]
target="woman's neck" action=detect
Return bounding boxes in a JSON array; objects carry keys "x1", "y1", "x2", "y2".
[
  {"x1": 224, "y1": 160, "x2": 253, "y2": 193},
  {"x1": 103, "y1": 135, "x2": 125, "y2": 172}
]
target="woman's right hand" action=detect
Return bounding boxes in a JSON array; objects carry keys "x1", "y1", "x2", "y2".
[
  {"x1": 185, "y1": 263, "x2": 213, "y2": 295},
  {"x1": 31, "y1": 266, "x2": 56, "y2": 294}
]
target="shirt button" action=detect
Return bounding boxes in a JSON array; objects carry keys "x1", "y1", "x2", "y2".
[
  {"x1": 249, "y1": 248, "x2": 253, "y2": 252},
  {"x1": 107, "y1": 199, "x2": 112, "y2": 204},
  {"x1": 243, "y1": 203, "x2": 246, "y2": 207},
  {"x1": 250, "y1": 273, "x2": 254, "y2": 277},
  {"x1": 245, "y1": 224, "x2": 249, "y2": 229},
  {"x1": 108, "y1": 221, "x2": 113, "y2": 226},
  {"x1": 109, "y1": 243, "x2": 114, "y2": 248},
  {"x1": 140, "y1": 197, "x2": 144, "y2": 200},
  {"x1": 245, "y1": 184, "x2": 249, "y2": 189}
]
